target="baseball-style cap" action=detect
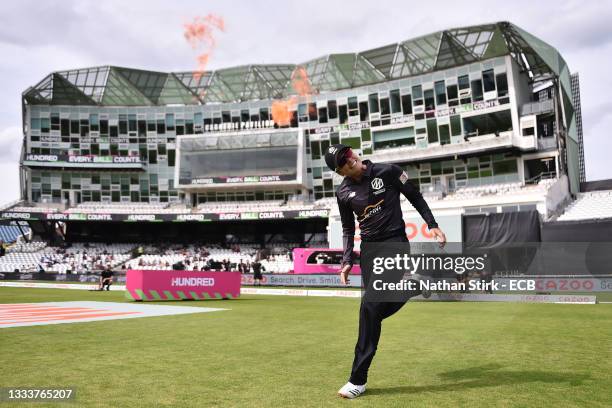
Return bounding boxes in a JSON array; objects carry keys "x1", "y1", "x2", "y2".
[{"x1": 324, "y1": 144, "x2": 352, "y2": 172}]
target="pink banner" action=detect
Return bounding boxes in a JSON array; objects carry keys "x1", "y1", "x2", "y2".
[
  {"x1": 292, "y1": 248, "x2": 361, "y2": 275},
  {"x1": 126, "y1": 270, "x2": 241, "y2": 301}
]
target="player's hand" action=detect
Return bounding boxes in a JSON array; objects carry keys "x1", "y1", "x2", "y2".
[
  {"x1": 430, "y1": 228, "x2": 447, "y2": 248},
  {"x1": 340, "y1": 264, "x2": 352, "y2": 285}
]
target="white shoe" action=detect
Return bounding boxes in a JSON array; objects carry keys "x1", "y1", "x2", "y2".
[{"x1": 337, "y1": 382, "x2": 366, "y2": 399}]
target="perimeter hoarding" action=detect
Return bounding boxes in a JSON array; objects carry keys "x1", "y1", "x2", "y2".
[{"x1": 126, "y1": 270, "x2": 241, "y2": 301}]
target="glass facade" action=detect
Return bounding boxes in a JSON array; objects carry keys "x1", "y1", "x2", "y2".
[{"x1": 23, "y1": 21, "x2": 581, "y2": 202}]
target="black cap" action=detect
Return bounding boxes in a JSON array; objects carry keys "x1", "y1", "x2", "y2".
[{"x1": 324, "y1": 144, "x2": 350, "y2": 171}]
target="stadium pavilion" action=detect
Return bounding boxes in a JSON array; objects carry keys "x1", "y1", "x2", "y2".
[{"x1": 1, "y1": 21, "x2": 593, "y2": 246}]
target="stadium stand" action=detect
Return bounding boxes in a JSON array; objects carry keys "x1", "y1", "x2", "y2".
[
  {"x1": 557, "y1": 190, "x2": 612, "y2": 221},
  {"x1": 0, "y1": 225, "x2": 31, "y2": 243}
]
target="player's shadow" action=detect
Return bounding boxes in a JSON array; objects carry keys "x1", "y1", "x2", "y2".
[{"x1": 366, "y1": 363, "x2": 590, "y2": 396}]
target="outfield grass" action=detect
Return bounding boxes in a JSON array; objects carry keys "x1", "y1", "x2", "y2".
[{"x1": 1, "y1": 287, "x2": 611, "y2": 408}]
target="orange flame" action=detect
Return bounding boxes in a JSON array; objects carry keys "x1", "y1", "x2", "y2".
[
  {"x1": 184, "y1": 14, "x2": 225, "y2": 99},
  {"x1": 271, "y1": 97, "x2": 297, "y2": 127},
  {"x1": 183, "y1": 14, "x2": 225, "y2": 49},
  {"x1": 271, "y1": 66, "x2": 316, "y2": 127},
  {"x1": 291, "y1": 67, "x2": 313, "y2": 97}
]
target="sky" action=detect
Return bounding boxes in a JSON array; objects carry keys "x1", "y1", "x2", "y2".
[{"x1": 1, "y1": 0, "x2": 611, "y2": 204}]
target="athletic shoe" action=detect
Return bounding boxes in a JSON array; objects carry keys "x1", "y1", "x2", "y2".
[{"x1": 337, "y1": 382, "x2": 366, "y2": 399}]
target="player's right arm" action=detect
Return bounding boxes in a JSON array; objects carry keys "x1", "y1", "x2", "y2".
[{"x1": 337, "y1": 192, "x2": 355, "y2": 285}]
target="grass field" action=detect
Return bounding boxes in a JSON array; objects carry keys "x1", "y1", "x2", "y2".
[{"x1": 1, "y1": 287, "x2": 611, "y2": 408}]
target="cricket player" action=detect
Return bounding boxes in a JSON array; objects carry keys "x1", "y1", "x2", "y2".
[{"x1": 325, "y1": 144, "x2": 446, "y2": 399}]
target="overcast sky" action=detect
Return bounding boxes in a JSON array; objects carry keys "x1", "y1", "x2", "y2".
[{"x1": 1, "y1": 0, "x2": 611, "y2": 204}]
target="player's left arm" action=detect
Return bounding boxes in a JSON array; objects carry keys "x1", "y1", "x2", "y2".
[{"x1": 391, "y1": 165, "x2": 447, "y2": 247}]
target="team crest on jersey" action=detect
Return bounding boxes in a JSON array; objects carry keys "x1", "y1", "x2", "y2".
[
  {"x1": 371, "y1": 178, "x2": 385, "y2": 195},
  {"x1": 349, "y1": 191, "x2": 356, "y2": 198},
  {"x1": 399, "y1": 171, "x2": 408, "y2": 184}
]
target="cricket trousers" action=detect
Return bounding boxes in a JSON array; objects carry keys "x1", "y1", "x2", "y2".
[{"x1": 349, "y1": 234, "x2": 414, "y2": 385}]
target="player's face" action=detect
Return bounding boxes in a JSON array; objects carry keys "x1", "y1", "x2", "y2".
[{"x1": 336, "y1": 149, "x2": 362, "y2": 178}]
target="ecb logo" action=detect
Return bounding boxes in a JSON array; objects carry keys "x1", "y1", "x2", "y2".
[
  {"x1": 371, "y1": 178, "x2": 384, "y2": 190},
  {"x1": 328, "y1": 146, "x2": 337, "y2": 154}
]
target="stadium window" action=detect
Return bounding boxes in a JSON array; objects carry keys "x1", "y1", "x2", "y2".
[
  {"x1": 119, "y1": 115, "x2": 127, "y2": 134},
  {"x1": 446, "y1": 84, "x2": 458, "y2": 107},
  {"x1": 128, "y1": 115, "x2": 137, "y2": 132},
  {"x1": 310, "y1": 141, "x2": 320, "y2": 159},
  {"x1": 91, "y1": 144, "x2": 99, "y2": 155},
  {"x1": 390, "y1": 90, "x2": 401, "y2": 114},
  {"x1": 327, "y1": 100, "x2": 338, "y2": 119},
  {"x1": 426, "y1": 119, "x2": 439, "y2": 143},
  {"x1": 361, "y1": 128, "x2": 371, "y2": 141},
  {"x1": 458, "y1": 75, "x2": 470, "y2": 90},
  {"x1": 368, "y1": 93, "x2": 379, "y2": 114},
  {"x1": 339, "y1": 104, "x2": 348, "y2": 124},
  {"x1": 435, "y1": 81, "x2": 447, "y2": 105},
  {"x1": 424, "y1": 89, "x2": 435, "y2": 111},
  {"x1": 522, "y1": 127, "x2": 535, "y2": 136},
  {"x1": 450, "y1": 115, "x2": 462, "y2": 136},
  {"x1": 401, "y1": 94, "x2": 412, "y2": 115},
  {"x1": 359, "y1": 101, "x2": 369, "y2": 121},
  {"x1": 147, "y1": 122, "x2": 156, "y2": 132},
  {"x1": 166, "y1": 114, "x2": 175, "y2": 130},
  {"x1": 318, "y1": 107, "x2": 328, "y2": 124},
  {"x1": 60, "y1": 119, "x2": 70, "y2": 137},
  {"x1": 158, "y1": 144, "x2": 166, "y2": 155},
  {"x1": 412, "y1": 85, "x2": 423, "y2": 99},
  {"x1": 439, "y1": 124, "x2": 450, "y2": 145},
  {"x1": 320, "y1": 140, "x2": 330, "y2": 156},
  {"x1": 157, "y1": 119, "x2": 166, "y2": 134},
  {"x1": 308, "y1": 103, "x2": 318, "y2": 121},
  {"x1": 348, "y1": 97, "x2": 359, "y2": 117},
  {"x1": 471, "y1": 79, "x2": 484, "y2": 101},
  {"x1": 80, "y1": 120, "x2": 89, "y2": 136},
  {"x1": 168, "y1": 150, "x2": 175, "y2": 167},
  {"x1": 241, "y1": 110, "x2": 249, "y2": 124},
  {"x1": 330, "y1": 132, "x2": 340, "y2": 145},
  {"x1": 30, "y1": 117, "x2": 41, "y2": 130},
  {"x1": 380, "y1": 98, "x2": 390, "y2": 116},
  {"x1": 51, "y1": 114, "x2": 60, "y2": 130},
  {"x1": 298, "y1": 104, "x2": 308, "y2": 122},
  {"x1": 138, "y1": 120, "x2": 146, "y2": 136},
  {"x1": 70, "y1": 120, "x2": 79, "y2": 134},
  {"x1": 185, "y1": 120, "x2": 193, "y2": 134},
  {"x1": 221, "y1": 111, "x2": 231, "y2": 123},
  {"x1": 483, "y1": 69, "x2": 496, "y2": 93},
  {"x1": 259, "y1": 108, "x2": 270, "y2": 121},
  {"x1": 493, "y1": 159, "x2": 518, "y2": 174},
  {"x1": 496, "y1": 73, "x2": 508, "y2": 97}
]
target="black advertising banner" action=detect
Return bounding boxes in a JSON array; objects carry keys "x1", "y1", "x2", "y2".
[
  {"x1": 184, "y1": 174, "x2": 297, "y2": 185},
  {"x1": 0, "y1": 209, "x2": 330, "y2": 222}
]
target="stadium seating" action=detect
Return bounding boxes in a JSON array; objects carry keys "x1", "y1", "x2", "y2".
[
  {"x1": 557, "y1": 190, "x2": 612, "y2": 221},
  {"x1": 0, "y1": 242, "x2": 134, "y2": 274},
  {"x1": 0, "y1": 225, "x2": 31, "y2": 243}
]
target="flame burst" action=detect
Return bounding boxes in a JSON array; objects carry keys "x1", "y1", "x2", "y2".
[
  {"x1": 184, "y1": 14, "x2": 225, "y2": 92},
  {"x1": 271, "y1": 67, "x2": 316, "y2": 127}
]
